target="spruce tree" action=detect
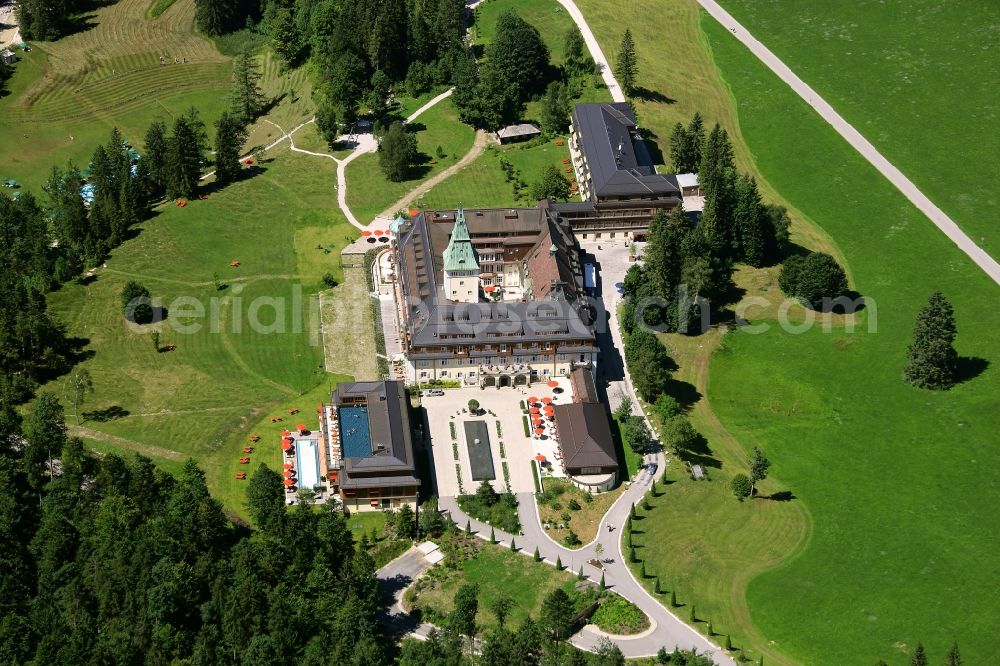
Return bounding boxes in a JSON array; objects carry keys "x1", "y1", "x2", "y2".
[
  {"x1": 166, "y1": 111, "x2": 207, "y2": 200},
  {"x1": 640, "y1": 561, "x2": 646, "y2": 578},
  {"x1": 599, "y1": 572, "x2": 606, "y2": 590},
  {"x1": 534, "y1": 546, "x2": 541, "y2": 561},
  {"x1": 670, "y1": 590, "x2": 677, "y2": 607},
  {"x1": 195, "y1": 0, "x2": 236, "y2": 36},
  {"x1": 231, "y1": 50, "x2": 266, "y2": 124},
  {"x1": 214, "y1": 111, "x2": 247, "y2": 186},
  {"x1": 725, "y1": 635, "x2": 732, "y2": 651},
  {"x1": 577, "y1": 565, "x2": 584, "y2": 580},
  {"x1": 668, "y1": 122, "x2": 690, "y2": 173},
  {"x1": 629, "y1": 545, "x2": 636, "y2": 563},
  {"x1": 465, "y1": 520, "x2": 472, "y2": 535},
  {"x1": 944, "y1": 642, "x2": 962, "y2": 666},
  {"x1": 910, "y1": 643, "x2": 927, "y2": 666},
  {"x1": 687, "y1": 112, "x2": 705, "y2": 168},
  {"x1": 555, "y1": 555, "x2": 562, "y2": 570},
  {"x1": 689, "y1": 604, "x2": 696, "y2": 622},
  {"x1": 510, "y1": 537, "x2": 517, "y2": 551},
  {"x1": 654, "y1": 576, "x2": 662, "y2": 594},
  {"x1": 615, "y1": 29, "x2": 638, "y2": 96},
  {"x1": 904, "y1": 292, "x2": 958, "y2": 390},
  {"x1": 489, "y1": 526, "x2": 496, "y2": 544},
  {"x1": 142, "y1": 120, "x2": 169, "y2": 198},
  {"x1": 734, "y1": 173, "x2": 766, "y2": 267}
]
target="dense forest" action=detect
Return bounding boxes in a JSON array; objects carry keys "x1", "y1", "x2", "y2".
[{"x1": 0, "y1": 392, "x2": 385, "y2": 665}]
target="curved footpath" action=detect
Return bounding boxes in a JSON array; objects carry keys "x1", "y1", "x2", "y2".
[{"x1": 694, "y1": 0, "x2": 1000, "y2": 287}]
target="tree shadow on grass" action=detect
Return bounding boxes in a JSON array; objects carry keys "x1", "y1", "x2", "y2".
[
  {"x1": 664, "y1": 378, "x2": 701, "y2": 411},
  {"x1": 954, "y1": 356, "x2": 989, "y2": 384},
  {"x1": 766, "y1": 490, "x2": 797, "y2": 502},
  {"x1": 632, "y1": 87, "x2": 676, "y2": 104},
  {"x1": 83, "y1": 405, "x2": 130, "y2": 422}
]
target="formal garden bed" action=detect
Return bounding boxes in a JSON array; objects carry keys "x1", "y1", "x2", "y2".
[
  {"x1": 589, "y1": 594, "x2": 650, "y2": 635},
  {"x1": 537, "y1": 479, "x2": 624, "y2": 547},
  {"x1": 457, "y1": 479, "x2": 521, "y2": 534}
]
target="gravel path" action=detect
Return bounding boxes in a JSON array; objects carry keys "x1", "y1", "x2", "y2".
[{"x1": 695, "y1": 0, "x2": 1000, "y2": 286}]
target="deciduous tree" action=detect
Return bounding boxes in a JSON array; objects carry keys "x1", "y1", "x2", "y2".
[
  {"x1": 749, "y1": 446, "x2": 770, "y2": 497},
  {"x1": 378, "y1": 121, "x2": 417, "y2": 182},
  {"x1": 530, "y1": 163, "x2": 571, "y2": 202}
]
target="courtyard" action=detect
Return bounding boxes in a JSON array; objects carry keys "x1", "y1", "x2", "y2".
[{"x1": 422, "y1": 377, "x2": 575, "y2": 497}]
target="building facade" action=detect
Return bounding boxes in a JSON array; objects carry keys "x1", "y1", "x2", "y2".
[{"x1": 393, "y1": 206, "x2": 599, "y2": 388}]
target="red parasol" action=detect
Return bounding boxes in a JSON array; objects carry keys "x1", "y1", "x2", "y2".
[
  {"x1": 282, "y1": 463, "x2": 293, "y2": 470},
  {"x1": 283, "y1": 470, "x2": 294, "y2": 478},
  {"x1": 281, "y1": 438, "x2": 293, "y2": 450},
  {"x1": 529, "y1": 407, "x2": 540, "y2": 414},
  {"x1": 281, "y1": 430, "x2": 291, "y2": 437},
  {"x1": 361, "y1": 230, "x2": 372, "y2": 237},
  {"x1": 534, "y1": 454, "x2": 547, "y2": 462},
  {"x1": 283, "y1": 478, "x2": 294, "y2": 487},
  {"x1": 374, "y1": 229, "x2": 383, "y2": 236},
  {"x1": 541, "y1": 397, "x2": 553, "y2": 404},
  {"x1": 296, "y1": 423, "x2": 307, "y2": 432},
  {"x1": 531, "y1": 417, "x2": 543, "y2": 425},
  {"x1": 528, "y1": 396, "x2": 539, "y2": 404},
  {"x1": 534, "y1": 427, "x2": 544, "y2": 435},
  {"x1": 547, "y1": 380, "x2": 559, "y2": 388}
]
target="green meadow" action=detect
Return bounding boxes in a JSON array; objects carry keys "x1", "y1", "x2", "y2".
[
  {"x1": 45, "y1": 150, "x2": 357, "y2": 516},
  {"x1": 717, "y1": 0, "x2": 1000, "y2": 261},
  {"x1": 700, "y1": 15, "x2": 1000, "y2": 666}
]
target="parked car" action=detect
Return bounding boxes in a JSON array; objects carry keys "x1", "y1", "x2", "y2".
[
  {"x1": 421, "y1": 389, "x2": 445, "y2": 397},
  {"x1": 646, "y1": 462, "x2": 658, "y2": 475}
]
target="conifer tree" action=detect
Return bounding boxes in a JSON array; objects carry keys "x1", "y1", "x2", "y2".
[
  {"x1": 734, "y1": 174, "x2": 766, "y2": 267},
  {"x1": 944, "y1": 642, "x2": 962, "y2": 666},
  {"x1": 910, "y1": 643, "x2": 928, "y2": 666},
  {"x1": 231, "y1": 50, "x2": 266, "y2": 125},
  {"x1": 214, "y1": 111, "x2": 247, "y2": 186},
  {"x1": 615, "y1": 29, "x2": 638, "y2": 95},
  {"x1": 904, "y1": 292, "x2": 958, "y2": 390}
]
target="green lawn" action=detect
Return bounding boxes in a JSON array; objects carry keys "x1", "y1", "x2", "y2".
[
  {"x1": 717, "y1": 0, "x2": 1000, "y2": 262},
  {"x1": 409, "y1": 541, "x2": 590, "y2": 630},
  {"x1": 537, "y1": 478, "x2": 624, "y2": 547},
  {"x1": 698, "y1": 15, "x2": 1000, "y2": 666},
  {"x1": 0, "y1": 0, "x2": 233, "y2": 191},
  {"x1": 44, "y1": 148, "x2": 358, "y2": 517},
  {"x1": 418, "y1": 138, "x2": 573, "y2": 210},
  {"x1": 344, "y1": 98, "x2": 475, "y2": 222},
  {"x1": 568, "y1": 0, "x2": 1000, "y2": 664}
]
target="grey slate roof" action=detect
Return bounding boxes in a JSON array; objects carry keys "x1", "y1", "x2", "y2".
[
  {"x1": 395, "y1": 207, "x2": 596, "y2": 348},
  {"x1": 553, "y1": 402, "x2": 618, "y2": 471},
  {"x1": 572, "y1": 103, "x2": 681, "y2": 199},
  {"x1": 336, "y1": 381, "x2": 420, "y2": 488}
]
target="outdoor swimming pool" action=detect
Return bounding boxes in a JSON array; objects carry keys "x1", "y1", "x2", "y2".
[
  {"x1": 295, "y1": 438, "x2": 321, "y2": 490},
  {"x1": 339, "y1": 405, "x2": 373, "y2": 458}
]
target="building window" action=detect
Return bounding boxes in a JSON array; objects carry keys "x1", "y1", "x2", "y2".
[
  {"x1": 441, "y1": 371, "x2": 448, "y2": 377},
  {"x1": 457, "y1": 371, "x2": 463, "y2": 377},
  {"x1": 500, "y1": 345, "x2": 507, "y2": 353},
  {"x1": 420, "y1": 371, "x2": 428, "y2": 377},
  {"x1": 381, "y1": 499, "x2": 391, "y2": 508},
  {"x1": 557, "y1": 354, "x2": 566, "y2": 361},
  {"x1": 543, "y1": 369, "x2": 550, "y2": 375},
  {"x1": 581, "y1": 466, "x2": 601, "y2": 475}
]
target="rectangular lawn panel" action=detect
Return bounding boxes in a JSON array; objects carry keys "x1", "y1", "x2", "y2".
[{"x1": 464, "y1": 420, "x2": 496, "y2": 481}]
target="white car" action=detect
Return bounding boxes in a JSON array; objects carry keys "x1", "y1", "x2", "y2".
[{"x1": 421, "y1": 389, "x2": 445, "y2": 397}]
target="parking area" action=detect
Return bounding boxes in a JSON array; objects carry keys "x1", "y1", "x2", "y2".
[{"x1": 422, "y1": 386, "x2": 550, "y2": 496}]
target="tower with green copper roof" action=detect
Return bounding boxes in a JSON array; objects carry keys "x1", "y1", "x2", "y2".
[{"x1": 442, "y1": 207, "x2": 480, "y2": 303}]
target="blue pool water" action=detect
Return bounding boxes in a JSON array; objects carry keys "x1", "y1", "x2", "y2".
[
  {"x1": 295, "y1": 438, "x2": 321, "y2": 490},
  {"x1": 339, "y1": 405, "x2": 373, "y2": 458}
]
